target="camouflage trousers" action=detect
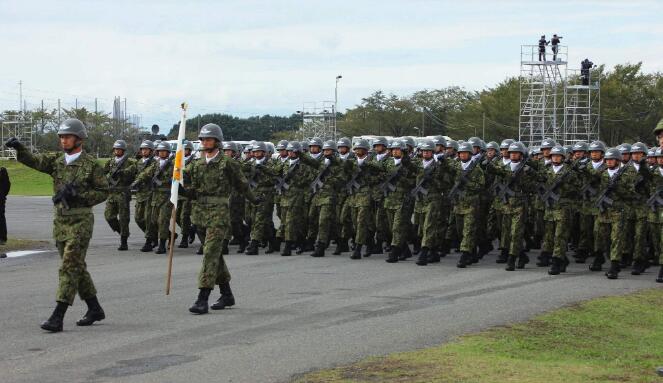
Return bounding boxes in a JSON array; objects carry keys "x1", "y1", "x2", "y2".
[
  {"x1": 476, "y1": 197, "x2": 491, "y2": 247},
  {"x1": 54, "y1": 212, "x2": 96, "y2": 305},
  {"x1": 339, "y1": 195, "x2": 354, "y2": 241},
  {"x1": 595, "y1": 210, "x2": 627, "y2": 261},
  {"x1": 227, "y1": 193, "x2": 246, "y2": 241},
  {"x1": 385, "y1": 204, "x2": 409, "y2": 248},
  {"x1": 500, "y1": 205, "x2": 526, "y2": 257},
  {"x1": 278, "y1": 193, "x2": 306, "y2": 242},
  {"x1": 134, "y1": 193, "x2": 151, "y2": 234},
  {"x1": 647, "y1": 221, "x2": 661, "y2": 263},
  {"x1": 542, "y1": 207, "x2": 571, "y2": 259},
  {"x1": 105, "y1": 192, "x2": 131, "y2": 237},
  {"x1": 308, "y1": 200, "x2": 336, "y2": 244},
  {"x1": 632, "y1": 206, "x2": 648, "y2": 261},
  {"x1": 414, "y1": 199, "x2": 442, "y2": 249},
  {"x1": 148, "y1": 193, "x2": 173, "y2": 241},
  {"x1": 576, "y1": 210, "x2": 594, "y2": 253},
  {"x1": 352, "y1": 203, "x2": 374, "y2": 246},
  {"x1": 250, "y1": 193, "x2": 274, "y2": 242},
  {"x1": 454, "y1": 206, "x2": 478, "y2": 253},
  {"x1": 374, "y1": 200, "x2": 390, "y2": 246},
  {"x1": 198, "y1": 225, "x2": 232, "y2": 289},
  {"x1": 176, "y1": 199, "x2": 192, "y2": 240}
]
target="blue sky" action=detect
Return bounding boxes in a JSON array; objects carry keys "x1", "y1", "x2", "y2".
[{"x1": 1, "y1": 0, "x2": 661, "y2": 132}]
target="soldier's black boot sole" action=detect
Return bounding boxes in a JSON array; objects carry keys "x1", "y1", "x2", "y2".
[
  {"x1": 155, "y1": 239, "x2": 167, "y2": 254},
  {"x1": 631, "y1": 259, "x2": 647, "y2": 275},
  {"x1": 245, "y1": 240, "x2": 260, "y2": 255},
  {"x1": 211, "y1": 283, "x2": 235, "y2": 310},
  {"x1": 457, "y1": 252, "x2": 471, "y2": 268},
  {"x1": 333, "y1": 238, "x2": 346, "y2": 255},
  {"x1": 416, "y1": 248, "x2": 429, "y2": 266},
  {"x1": 548, "y1": 257, "x2": 561, "y2": 275},
  {"x1": 177, "y1": 235, "x2": 189, "y2": 248},
  {"x1": 40, "y1": 302, "x2": 68, "y2": 333},
  {"x1": 427, "y1": 249, "x2": 441, "y2": 263},
  {"x1": 281, "y1": 241, "x2": 293, "y2": 256},
  {"x1": 189, "y1": 288, "x2": 212, "y2": 314},
  {"x1": 76, "y1": 297, "x2": 105, "y2": 326},
  {"x1": 606, "y1": 260, "x2": 621, "y2": 279},
  {"x1": 311, "y1": 242, "x2": 326, "y2": 257},
  {"x1": 496, "y1": 249, "x2": 508, "y2": 264},
  {"x1": 386, "y1": 246, "x2": 400, "y2": 263},
  {"x1": 656, "y1": 266, "x2": 663, "y2": 283},
  {"x1": 505, "y1": 255, "x2": 516, "y2": 271},
  {"x1": 350, "y1": 245, "x2": 362, "y2": 260},
  {"x1": 517, "y1": 252, "x2": 529, "y2": 269},
  {"x1": 589, "y1": 253, "x2": 605, "y2": 271},
  {"x1": 118, "y1": 236, "x2": 128, "y2": 251},
  {"x1": 140, "y1": 239, "x2": 153, "y2": 252}
]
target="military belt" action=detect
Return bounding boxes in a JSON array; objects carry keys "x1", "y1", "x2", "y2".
[
  {"x1": 55, "y1": 207, "x2": 92, "y2": 216},
  {"x1": 196, "y1": 195, "x2": 229, "y2": 205}
]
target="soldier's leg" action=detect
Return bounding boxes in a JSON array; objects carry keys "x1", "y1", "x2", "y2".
[
  {"x1": 436, "y1": 203, "x2": 450, "y2": 256},
  {"x1": 606, "y1": 215, "x2": 626, "y2": 279},
  {"x1": 508, "y1": 208, "x2": 525, "y2": 258},
  {"x1": 198, "y1": 226, "x2": 225, "y2": 289},
  {"x1": 632, "y1": 208, "x2": 647, "y2": 263},
  {"x1": 119, "y1": 195, "x2": 131, "y2": 238},
  {"x1": 500, "y1": 211, "x2": 512, "y2": 255},
  {"x1": 56, "y1": 237, "x2": 97, "y2": 306},
  {"x1": 104, "y1": 196, "x2": 121, "y2": 233},
  {"x1": 460, "y1": 207, "x2": 477, "y2": 254},
  {"x1": 307, "y1": 203, "x2": 321, "y2": 246},
  {"x1": 317, "y1": 203, "x2": 334, "y2": 245},
  {"x1": 134, "y1": 199, "x2": 147, "y2": 233}
]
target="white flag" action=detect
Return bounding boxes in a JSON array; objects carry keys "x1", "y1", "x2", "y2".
[{"x1": 170, "y1": 103, "x2": 188, "y2": 206}]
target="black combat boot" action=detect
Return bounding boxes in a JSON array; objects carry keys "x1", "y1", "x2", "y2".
[
  {"x1": 548, "y1": 257, "x2": 562, "y2": 275},
  {"x1": 560, "y1": 256, "x2": 570, "y2": 272},
  {"x1": 238, "y1": 236, "x2": 248, "y2": 253},
  {"x1": 333, "y1": 238, "x2": 347, "y2": 255},
  {"x1": 303, "y1": 238, "x2": 315, "y2": 252},
  {"x1": 517, "y1": 251, "x2": 529, "y2": 269},
  {"x1": 606, "y1": 260, "x2": 621, "y2": 279},
  {"x1": 211, "y1": 282, "x2": 235, "y2": 310},
  {"x1": 40, "y1": 302, "x2": 68, "y2": 332},
  {"x1": 428, "y1": 249, "x2": 441, "y2": 263},
  {"x1": 574, "y1": 249, "x2": 587, "y2": 263},
  {"x1": 245, "y1": 240, "x2": 260, "y2": 256},
  {"x1": 589, "y1": 252, "x2": 605, "y2": 271},
  {"x1": 140, "y1": 238, "x2": 153, "y2": 252},
  {"x1": 656, "y1": 265, "x2": 663, "y2": 283},
  {"x1": 362, "y1": 243, "x2": 372, "y2": 258},
  {"x1": 631, "y1": 258, "x2": 647, "y2": 275},
  {"x1": 189, "y1": 288, "x2": 212, "y2": 314},
  {"x1": 372, "y1": 238, "x2": 384, "y2": 255},
  {"x1": 620, "y1": 253, "x2": 633, "y2": 268},
  {"x1": 457, "y1": 252, "x2": 471, "y2": 268},
  {"x1": 155, "y1": 239, "x2": 167, "y2": 254},
  {"x1": 536, "y1": 251, "x2": 551, "y2": 267},
  {"x1": 505, "y1": 255, "x2": 516, "y2": 271},
  {"x1": 469, "y1": 249, "x2": 480, "y2": 264},
  {"x1": 416, "y1": 247, "x2": 429, "y2": 266},
  {"x1": 496, "y1": 248, "x2": 508, "y2": 264},
  {"x1": 196, "y1": 245, "x2": 204, "y2": 255},
  {"x1": 76, "y1": 296, "x2": 105, "y2": 326},
  {"x1": 118, "y1": 236, "x2": 128, "y2": 251},
  {"x1": 412, "y1": 238, "x2": 421, "y2": 256},
  {"x1": 281, "y1": 241, "x2": 293, "y2": 256},
  {"x1": 266, "y1": 237, "x2": 280, "y2": 254},
  {"x1": 178, "y1": 233, "x2": 188, "y2": 248},
  {"x1": 386, "y1": 246, "x2": 400, "y2": 263},
  {"x1": 221, "y1": 239, "x2": 230, "y2": 255},
  {"x1": 400, "y1": 245, "x2": 412, "y2": 261},
  {"x1": 350, "y1": 245, "x2": 362, "y2": 260},
  {"x1": 311, "y1": 241, "x2": 326, "y2": 258}
]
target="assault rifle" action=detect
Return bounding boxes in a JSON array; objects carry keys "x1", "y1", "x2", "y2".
[
  {"x1": 379, "y1": 164, "x2": 405, "y2": 197},
  {"x1": 275, "y1": 161, "x2": 299, "y2": 195},
  {"x1": 448, "y1": 154, "x2": 484, "y2": 201},
  {"x1": 646, "y1": 185, "x2": 663, "y2": 212},
  {"x1": 595, "y1": 165, "x2": 628, "y2": 212},
  {"x1": 108, "y1": 155, "x2": 129, "y2": 187},
  {"x1": 410, "y1": 162, "x2": 436, "y2": 201},
  {"x1": 311, "y1": 161, "x2": 332, "y2": 194}
]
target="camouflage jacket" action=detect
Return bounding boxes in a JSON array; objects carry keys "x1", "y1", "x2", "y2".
[
  {"x1": 104, "y1": 155, "x2": 137, "y2": 193},
  {"x1": 411, "y1": 157, "x2": 454, "y2": 207},
  {"x1": 185, "y1": 152, "x2": 255, "y2": 227},
  {"x1": 301, "y1": 154, "x2": 344, "y2": 203},
  {"x1": 345, "y1": 157, "x2": 382, "y2": 207},
  {"x1": 16, "y1": 148, "x2": 108, "y2": 241},
  {"x1": 451, "y1": 158, "x2": 485, "y2": 213},
  {"x1": 246, "y1": 158, "x2": 279, "y2": 195},
  {"x1": 134, "y1": 158, "x2": 174, "y2": 204},
  {"x1": 596, "y1": 165, "x2": 637, "y2": 221},
  {"x1": 488, "y1": 159, "x2": 539, "y2": 210},
  {"x1": 382, "y1": 157, "x2": 416, "y2": 209},
  {"x1": 647, "y1": 166, "x2": 663, "y2": 223},
  {"x1": 133, "y1": 157, "x2": 156, "y2": 201},
  {"x1": 277, "y1": 157, "x2": 314, "y2": 206}
]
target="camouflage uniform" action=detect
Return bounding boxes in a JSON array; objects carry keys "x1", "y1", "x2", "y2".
[
  {"x1": 186, "y1": 153, "x2": 255, "y2": 289},
  {"x1": 302, "y1": 154, "x2": 344, "y2": 250},
  {"x1": 176, "y1": 155, "x2": 196, "y2": 246},
  {"x1": 246, "y1": 157, "x2": 278, "y2": 249},
  {"x1": 104, "y1": 155, "x2": 136, "y2": 238},
  {"x1": 451, "y1": 157, "x2": 484, "y2": 265},
  {"x1": 134, "y1": 156, "x2": 155, "y2": 235},
  {"x1": 134, "y1": 158, "x2": 174, "y2": 244},
  {"x1": 277, "y1": 158, "x2": 314, "y2": 248},
  {"x1": 16, "y1": 147, "x2": 108, "y2": 305}
]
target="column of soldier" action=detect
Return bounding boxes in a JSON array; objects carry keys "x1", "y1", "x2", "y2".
[{"x1": 6, "y1": 118, "x2": 663, "y2": 333}]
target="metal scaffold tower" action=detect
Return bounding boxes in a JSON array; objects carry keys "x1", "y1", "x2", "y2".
[
  {"x1": 518, "y1": 44, "x2": 568, "y2": 147},
  {"x1": 1, "y1": 112, "x2": 35, "y2": 159},
  {"x1": 298, "y1": 101, "x2": 337, "y2": 141},
  {"x1": 562, "y1": 68, "x2": 600, "y2": 145}
]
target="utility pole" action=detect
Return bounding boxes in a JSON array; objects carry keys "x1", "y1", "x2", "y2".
[
  {"x1": 95, "y1": 98, "x2": 98, "y2": 114},
  {"x1": 75, "y1": 98, "x2": 78, "y2": 109},
  {"x1": 482, "y1": 113, "x2": 486, "y2": 140},
  {"x1": 18, "y1": 80, "x2": 22, "y2": 113},
  {"x1": 57, "y1": 99, "x2": 61, "y2": 125}
]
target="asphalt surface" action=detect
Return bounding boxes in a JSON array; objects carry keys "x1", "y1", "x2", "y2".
[{"x1": 0, "y1": 196, "x2": 660, "y2": 383}]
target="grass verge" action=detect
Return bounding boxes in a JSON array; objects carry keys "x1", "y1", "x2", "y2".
[
  {"x1": 0, "y1": 237, "x2": 50, "y2": 252},
  {"x1": 0, "y1": 159, "x2": 52, "y2": 196},
  {"x1": 296, "y1": 288, "x2": 663, "y2": 383}
]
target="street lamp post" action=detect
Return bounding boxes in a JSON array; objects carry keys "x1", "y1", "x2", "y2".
[{"x1": 335, "y1": 75, "x2": 342, "y2": 140}]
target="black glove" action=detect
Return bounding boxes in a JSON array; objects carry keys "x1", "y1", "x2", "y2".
[
  {"x1": 252, "y1": 195, "x2": 264, "y2": 205},
  {"x1": 5, "y1": 137, "x2": 22, "y2": 150}
]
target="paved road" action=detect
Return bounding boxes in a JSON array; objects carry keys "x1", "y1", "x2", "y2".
[{"x1": 0, "y1": 196, "x2": 659, "y2": 383}]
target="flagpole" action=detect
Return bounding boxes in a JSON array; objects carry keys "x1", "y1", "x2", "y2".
[{"x1": 166, "y1": 102, "x2": 187, "y2": 295}]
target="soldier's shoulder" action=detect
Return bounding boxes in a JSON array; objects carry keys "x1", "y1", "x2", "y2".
[{"x1": 80, "y1": 152, "x2": 101, "y2": 166}]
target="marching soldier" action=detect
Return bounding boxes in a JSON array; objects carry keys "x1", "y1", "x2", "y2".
[
  {"x1": 492, "y1": 142, "x2": 539, "y2": 270},
  {"x1": 245, "y1": 142, "x2": 278, "y2": 256},
  {"x1": 276, "y1": 142, "x2": 314, "y2": 256},
  {"x1": 370, "y1": 136, "x2": 390, "y2": 254},
  {"x1": 629, "y1": 142, "x2": 652, "y2": 275},
  {"x1": 104, "y1": 140, "x2": 136, "y2": 251},
  {"x1": 586, "y1": 141, "x2": 608, "y2": 271},
  {"x1": 592, "y1": 148, "x2": 637, "y2": 279},
  {"x1": 131, "y1": 142, "x2": 174, "y2": 254},
  {"x1": 347, "y1": 139, "x2": 382, "y2": 260},
  {"x1": 273, "y1": 140, "x2": 289, "y2": 222},
  {"x1": 185, "y1": 124, "x2": 257, "y2": 314},
  {"x1": 303, "y1": 140, "x2": 344, "y2": 257},
  {"x1": 412, "y1": 140, "x2": 454, "y2": 265},
  {"x1": 569, "y1": 142, "x2": 592, "y2": 263},
  {"x1": 449, "y1": 142, "x2": 485, "y2": 268},
  {"x1": 6, "y1": 119, "x2": 109, "y2": 332},
  {"x1": 332, "y1": 137, "x2": 355, "y2": 255},
  {"x1": 649, "y1": 148, "x2": 663, "y2": 283},
  {"x1": 134, "y1": 140, "x2": 157, "y2": 252},
  {"x1": 539, "y1": 146, "x2": 584, "y2": 275}
]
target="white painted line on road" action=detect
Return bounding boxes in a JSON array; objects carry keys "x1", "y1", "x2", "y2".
[{"x1": 3, "y1": 250, "x2": 49, "y2": 258}]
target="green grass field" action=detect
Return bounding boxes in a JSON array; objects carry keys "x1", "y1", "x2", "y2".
[
  {"x1": 297, "y1": 288, "x2": 663, "y2": 383},
  {"x1": 0, "y1": 158, "x2": 110, "y2": 196},
  {"x1": 0, "y1": 238, "x2": 50, "y2": 252}
]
